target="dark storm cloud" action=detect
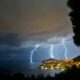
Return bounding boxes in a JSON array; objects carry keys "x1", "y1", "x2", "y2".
[
  {"x1": 0, "y1": 33, "x2": 20, "y2": 46},
  {"x1": 0, "y1": 43, "x2": 31, "y2": 61},
  {"x1": 0, "y1": 0, "x2": 77, "y2": 61},
  {"x1": 0, "y1": 0, "x2": 80, "y2": 63},
  {"x1": 0, "y1": 0, "x2": 73, "y2": 42}
]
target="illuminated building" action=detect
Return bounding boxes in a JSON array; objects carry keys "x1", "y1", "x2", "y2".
[{"x1": 39, "y1": 58, "x2": 80, "y2": 72}]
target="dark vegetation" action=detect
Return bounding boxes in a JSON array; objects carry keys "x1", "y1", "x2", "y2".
[
  {"x1": 73, "y1": 56, "x2": 80, "y2": 61},
  {"x1": 67, "y1": 0, "x2": 80, "y2": 46},
  {"x1": 0, "y1": 66, "x2": 80, "y2": 80}
]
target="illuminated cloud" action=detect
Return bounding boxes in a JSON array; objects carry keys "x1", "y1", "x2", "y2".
[{"x1": 0, "y1": 0, "x2": 73, "y2": 44}]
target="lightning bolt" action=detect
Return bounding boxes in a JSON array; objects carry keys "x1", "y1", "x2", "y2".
[
  {"x1": 62, "y1": 38, "x2": 68, "y2": 59},
  {"x1": 50, "y1": 44, "x2": 54, "y2": 59},
  {"x1": 30, "y1": 44, "x2": 40, "y2": 63}
]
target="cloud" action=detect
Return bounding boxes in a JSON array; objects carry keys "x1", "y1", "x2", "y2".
[
  {"x1": 0, "y1": 32, "x2": 74, "y2": 50},
  {"x1": 0, "y1": 0, "x2": 73, "y2": 43},
  {"x1": 0, "y1": 0, "x2": 75, "y2": 61},
  {"x1": 0, "y1": 33, "x2": 20, "y2": 46}
]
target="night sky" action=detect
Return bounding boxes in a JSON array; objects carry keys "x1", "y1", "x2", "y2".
[{"x1": 0, "y1": 0, "x2": 80, "y2": 64}]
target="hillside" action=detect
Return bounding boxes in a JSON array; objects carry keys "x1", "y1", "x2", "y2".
[{"x1": 73, "y1": 56, "x2": 80, "y2": 61}]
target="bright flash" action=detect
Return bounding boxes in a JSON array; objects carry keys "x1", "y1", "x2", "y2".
[
  {"x1": 62, "y1": 38, "x2": 68, "y2": 59},
  {"x1": 30, "y1": 44, "x2": 41, "y2": 63},
  {"x1": 50, "y1": 44, "x2": 54, "y2": 59}
]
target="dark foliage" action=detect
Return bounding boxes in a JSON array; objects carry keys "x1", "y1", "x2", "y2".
[
  {"x1": 73, "y1": 55, "x2": 80, "y2": 61},
  {"x1": 67, "y1": 0, "x2": 80, "y2": 46},
  {"x1": 54, "y1": 66, "x2": 80, "y2": 80},
  {"x1": 0, "y1": 66, "x2": 80, "y2": 80},
  {"x1": 13, "y1": 73, "x2": 25, "y2": 80}
]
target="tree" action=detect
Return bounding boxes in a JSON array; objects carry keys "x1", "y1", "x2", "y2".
[
  {"x1": 67, "y1": 0, "x2": 80, "y2": 46},
  {"x1": 13, "y1": 73, "x2": 25, "y2": 80}
]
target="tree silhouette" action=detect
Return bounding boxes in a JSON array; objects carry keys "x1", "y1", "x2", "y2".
[
  {"x1": 0, "y1": 67, "x2": 80, "y2": 80},
  {"x1": 13, "y1": 73, "x2": 25, "y2": 80},
  {"x1": 67, "y1": 0, "x2": 80, "y2": 46},
  {"x1": 54, "y1": 66, "x2": 80, "y2": 80},
  {"x1": 0, "y1": 69, "x2": 12, "y2": 80}
]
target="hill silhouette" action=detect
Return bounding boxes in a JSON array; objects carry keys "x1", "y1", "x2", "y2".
[{"x1": 73, "y1": 55, "x2": 80, "y2": 61}]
